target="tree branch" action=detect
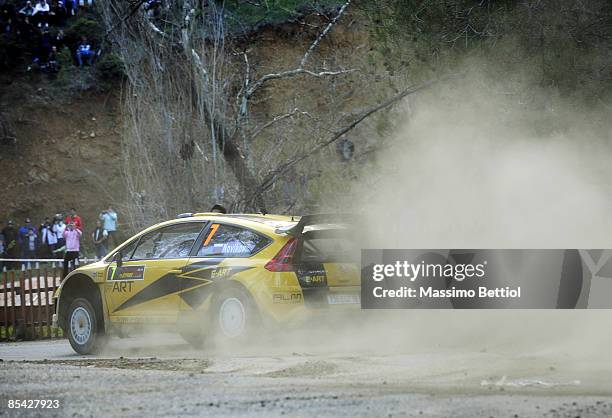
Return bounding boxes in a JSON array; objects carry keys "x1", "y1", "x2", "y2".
[
  {"x1": 250, "y1": 108, "x2": 314, "y2": 141},
  {"x1": 246, "y1": 68, "x2": 354, "y2": 98},
  {"x1": 256, "y1": 77, "x2": 443, "y2": 194},
  {"x1": 300, "y1": 0, "x2": 352, "y2": 68},
  {"x1": 245, "y1": 0, "x2": 353, "y2": 98}
]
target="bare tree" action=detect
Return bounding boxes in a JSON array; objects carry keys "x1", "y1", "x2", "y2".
[{"x1": 99, "y1": 0, "x2": 432, "y2": 228}]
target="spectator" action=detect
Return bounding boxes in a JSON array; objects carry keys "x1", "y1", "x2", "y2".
[
  {"x1": 51, "y1": 28, "x2": 65, "y2": 49},
  {"x1": 52, "y1": 214, "x2": 66, "y2": 254},
  {"x1": 18, "y1": 1, "x2": 34, "y2": 16},
  {"x1": 210, "y1": 204, "x2": 227, "y2": 214},
  {"x1": 39, "y1": 26, "x2": 52, "y2": 60},
  {"x1": 92, "y1": 220, "x2": 108, "y2": 259},
  {"x1": 1, "y1": 220, "x2": 18, "y2": 269},
  {"x1": 100, "y1": 206, "x2": 118, "y2": 248},
  {"x1": 0, "y1": 224, "x2": 4, "y2": 271},
  {"x1": 144, "y1": 0, "x2": 161, "y2": 17},
  {"x1": 64, "y1": 0, "x2": 75, "y2": 16},
  {"x1": 23, "y1": 228, "x2": 37, "y2": 265},
  {"x1": 44, "y1": 45, "x2": 59, "y2": 72},
  {"x1": 40, "y1": 216, "x2": 58, "y2": 256},
  {"x1": 18, "y1": 218, "x2": 38, "y2": 263},
  {"x1": 75, "y1": 35, "x2": 94, "y2": 67},
  {"x1": 48, "y1": 0, "x2": 63, "y2": 25},
  {"x1": 32, "y1": 0, "x2": 50, "y2": 25},
  {"x1": 62, "y1": 221, "x2": 81, "y2": 277},
  {"x1": 64, "y1": 207, "x2": 82, "y2": 231}
]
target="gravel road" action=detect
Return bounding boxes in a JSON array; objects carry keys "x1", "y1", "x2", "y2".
[{"x1": 1, "y1": 311, "x2": 612, "y2": 417}]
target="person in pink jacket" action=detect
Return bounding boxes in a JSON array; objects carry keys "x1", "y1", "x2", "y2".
[{"x1": 63, "y1": 222, "x2": 82, "y2": 278}]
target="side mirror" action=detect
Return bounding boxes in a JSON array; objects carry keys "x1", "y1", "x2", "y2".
[{"x1": 113, "y1": 251, "x2": 123, "y2": 268}]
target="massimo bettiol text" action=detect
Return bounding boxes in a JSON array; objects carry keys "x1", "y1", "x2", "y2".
[
  {"x1": 360, "y1": 249, "x2": 612, "y2": 309},
  {"x1": 371, "y1": 259, "x2": 520, "y2": 299}
]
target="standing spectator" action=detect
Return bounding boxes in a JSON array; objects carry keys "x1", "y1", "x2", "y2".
[
  {"x1": 75, "y1": 36, "x2": 94, "y2": 67},
  {"x1": 0, "y1": 224, "x2": 4, "y2": 271},
  {"x1": 23, "y1": 228, "x2": 37, "y2": 265},
  {"x1": 40, "y1": 217, "x2": 58, "y2": 257},
  {"x1": 92, "y1": 220, "x2": 108, "y2": 260},
  {"x1": 51, "y1": 28, "x2": 65, "y2": 49},
  {"x1": 52, "y1": 214, "x2": 66, "y2": 255},
  {"x1": 18, "y1": 1, "x2": 34, "y2": 16},
  {"x1": 64, "y1": 208, "x2": 82, "y2": 231},
  {"x1": 2, "y1": 220, "x2": 18, "y2": 269},
  {"x1": 44, "y1": 45, "x2": 59, "y2": 72},
  {"x1": 62, "y1": 222, "x2": 81, "y2": 277},
  {"x1": 31, "y1": 0, "x2": 49, "y2": 25},
  {"x1": 64, "y1": 0, "x2": 75, "y2": 15},
  {"x1": 18, "y1": 218, "x2": 37, "y2": 264},
  {"x1": 100, "y1": 206, "x2": 118, "y2": 248}
]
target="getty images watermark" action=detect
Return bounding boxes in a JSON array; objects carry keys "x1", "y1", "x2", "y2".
[
  {"x1": 361, "y1": 249, "x2": 612, "y2": 309},
  {"x1": 370, "y1": 259, "x2": 521, "y2": 299}
]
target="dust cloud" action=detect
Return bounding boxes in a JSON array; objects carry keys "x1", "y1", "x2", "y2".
[
  {"x1": 104, "y1": 69, "x2": 612, "y2": 392},
  {"x1": 326, "y1": 67, "x2": 612, "y2": 373},
  {"x1": 356, "y1": 70, "x2": 612, "y2": 249}
]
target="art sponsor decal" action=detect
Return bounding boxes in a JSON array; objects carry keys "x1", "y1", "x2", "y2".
[
  {"x1": 361, "y1": 249, "x2": 612, "y2": 309},
  {"x1": 110, "y1": 260, "x2": 254, "y2": 312},
  {"x1": 107, "y1": 265, "x2": 146, "y2": 281}
]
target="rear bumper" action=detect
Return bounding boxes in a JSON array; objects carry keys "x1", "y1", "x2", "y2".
[{"x1": 302, "y1": 286, "x2": 361, "y2": 309}]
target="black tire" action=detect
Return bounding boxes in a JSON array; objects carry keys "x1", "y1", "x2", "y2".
[
  {"x1": 212, "y1": 286, "x2": 259, "y2": 346},
  {"x1": 66, "y1": 297, "x2": 106, "y2": 355},
  {"x1": 178, "y1": 328, "x2": 205, "y2": 348}
]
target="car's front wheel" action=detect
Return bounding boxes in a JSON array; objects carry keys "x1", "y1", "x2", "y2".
[{"x1": 67, "y1": 298, "x2": 106, "y2": 355}]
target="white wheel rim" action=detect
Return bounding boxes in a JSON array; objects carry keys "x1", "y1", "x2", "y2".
[
  {"x1": 70, "y1": 306, "x2": 92, "y2": 346},
  {"x1": 219, "y1": 297, "x2": 246, "y2": 338}
]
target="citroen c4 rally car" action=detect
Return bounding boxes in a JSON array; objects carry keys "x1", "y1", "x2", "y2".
[{"x1": 53, "y1": 213, "x2": 360, "y2": 354}]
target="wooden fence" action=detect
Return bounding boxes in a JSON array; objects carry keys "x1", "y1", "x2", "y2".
[{"x1": 0, "y1": 259, "x2": 94, "y2": 341}]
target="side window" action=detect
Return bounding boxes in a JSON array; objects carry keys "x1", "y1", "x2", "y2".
[
  {"x1": 119, "y1": 239, "x2": 138, "y2": 262},
  {"x1": 131, "y1": 222, "x2": 205, "y2": 260},
  {"x1": 197, "y1": 224, "x2": 270, "y2": 257}
]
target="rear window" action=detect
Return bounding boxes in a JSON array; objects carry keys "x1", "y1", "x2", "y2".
[
  {"x1": 299, "y1": 233, "x2": 358, "y2": 263},
  {"x1": 196, "y1": 224, "x2": 271, "y2": 257}
]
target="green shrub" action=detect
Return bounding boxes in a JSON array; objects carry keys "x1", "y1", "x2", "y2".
[
  {"x1": 96, "y1": 53, "x2": 124, "y2": 80},
  {"x1": 65, "y1": 17, "x2": 103, "y2": 46}
]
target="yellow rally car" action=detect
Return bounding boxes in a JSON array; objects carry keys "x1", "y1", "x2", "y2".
[{"x1": 54, "y1": 213, "x2": 361, "y2": 354}]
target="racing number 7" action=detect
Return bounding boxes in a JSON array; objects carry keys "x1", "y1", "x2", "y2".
[{"x1": 203, "y1": 223, "x2": 220, "y2": 246}]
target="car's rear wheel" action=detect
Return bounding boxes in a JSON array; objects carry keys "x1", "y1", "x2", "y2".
[
  {"x1": 179, "y1": 328, "x2": 205, "y2": 348},
  {"x1": 212, "y1": 287, "x2": 259, "y2": 346},
  {"x1": 67, "y1": 298, "x2": 106, "y2": 355}
]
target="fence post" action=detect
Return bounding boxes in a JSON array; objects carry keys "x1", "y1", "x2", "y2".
[
  {"x1": 52, "y1": 263, "x2": 59, "y2": 338},
  {"x1": 36, "y1": 265, "x2": 43, "y2": 338},
  {"x1": 2, "y1": 270, "x2": 7, "y2": 342},
  {"x1": 9, "y1": 270, "x2": 15, "y2": 341},
  {"x1": 43, "y1": 267, "x2": 50, "y2": 338},
  {"x1": 18, "y1": 269, "x2": 26, "y2": 340}
]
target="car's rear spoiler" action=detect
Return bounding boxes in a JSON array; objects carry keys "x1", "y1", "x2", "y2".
[{"x1": 275, "y1": 214, "x2": 357, "y2": 237}]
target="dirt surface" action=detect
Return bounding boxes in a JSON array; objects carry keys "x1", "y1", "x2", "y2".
[
  {"x1": 0, "y1": 74, "x2": 125, "y2": 252},
  {"x1": 1, "y1": 320, "x2": 612, "y2": 418}
]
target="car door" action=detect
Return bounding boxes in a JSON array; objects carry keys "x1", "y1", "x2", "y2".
[
  {"x1": 104, "y1": 221, "x2": 206, "y2": 322},
  {"x1": 177, "y1": 222, "x2": 272, "y2": 312}
]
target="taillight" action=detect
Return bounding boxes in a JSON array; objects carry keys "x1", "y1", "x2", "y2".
[{"x1": 265, "y1": 238, "x2": 298, "y2": 272}]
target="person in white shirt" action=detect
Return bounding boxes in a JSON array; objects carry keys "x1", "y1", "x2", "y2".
[
  {"x1": 32, "y1": 0, "x2": 50, "y2": 24},
  {"x1": 52, "y1": 215, "x2": 66, "y2": 255},
  {"x1": 40, "y1": 217, "x2": 58, "y2": 257},
  {"x1": 32, "y1": 0, "x2": 50, "y2": 14}
]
